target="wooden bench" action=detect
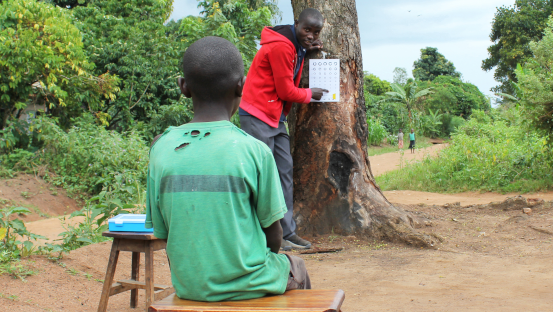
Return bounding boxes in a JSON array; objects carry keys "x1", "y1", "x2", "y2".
[
  {"x1": 148, "y1": 289, "x2": 345, "y2": 312},
  {"x1": 97, "y1": 231, "x2": 175, "y2": 312}
]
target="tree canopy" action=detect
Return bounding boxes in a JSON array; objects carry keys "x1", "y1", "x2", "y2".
[
  {"x1": 515, "y1": 15, "x2": 553, "y2": 141},
  {"x1": 392, "y1": 67, "x2": 408, "y2": 85},
  {"x1": 0, "y1": 0, "x2": 120, "y2": 129},
  {"x1": 180, "y1": 0, "x2": 273, "y2": 71},
  {"x1": 481, "y1": 0, "x2": 553, "y2": 93},
  {"x1": 363, "y1": 73, "x2": 392, "y2": 96},
  {"x1": 418, "y1": 76, "x2": 489, "y2": 119},
  {"x1": 413, "y1": 47, "x2": 461, "y2": 82}
]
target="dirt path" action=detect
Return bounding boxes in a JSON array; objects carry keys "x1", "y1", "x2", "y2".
[
  {"x1": 369, "y1": 144, "x2": 446, "y2": 177},
  {"x1": 384, "y1": 190, "x2": 553, "y2": 206}
]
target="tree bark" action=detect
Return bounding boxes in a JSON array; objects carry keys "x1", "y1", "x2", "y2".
[{"x1": 288, "y1": 0, "x2": 434, "y2": 247}]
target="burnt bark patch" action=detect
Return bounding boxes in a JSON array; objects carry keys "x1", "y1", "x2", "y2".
[{"x1": 327, "y1": 151, "x2": 353, "y2": 195}]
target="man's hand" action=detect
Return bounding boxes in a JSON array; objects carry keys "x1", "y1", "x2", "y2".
[
  {"x1": 311, "y1": 88, "x2": 329, "y2": 100},
  {"x1": 307, "y1": 39, "x2": 323, "y2": 52}
]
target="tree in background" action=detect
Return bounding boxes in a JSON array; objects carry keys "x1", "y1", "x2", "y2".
[
  {"x1": 413, "y1": 47, "x2": 461, "y2": 82},
  {"x1": 0, "y1": 0, "x2": 119, "y2": 129},
  {"x1": 363, "y1": 72, "x2": 392, "y2": 96},
  {"x1": 384, "y1": 82, "x2": 433, "y2": 122},
  {"x1": 515, "y1": 15, "x2": 553, "y2": 141},
  {"x1": 180, "y1": 0, "x2": 273, "y2": 70},
  {"x1": 419, "y1": 76, "x2": 489, "y2": 119},
  {"x1": 482, "y1": 0, "x2": 553, "y2": 94},
  {"x1": 392, "y1": 67, "x2": 408, "y2": 85},
  {"x1": 69, "y1": 0, "x2": 182, "y2": 131}
]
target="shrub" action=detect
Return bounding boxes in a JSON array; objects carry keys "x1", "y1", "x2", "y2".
[
  {"x1": 377, "y1": 113, "x2": 552, "y2": 193},
  {"x1": 367, "y1": 118, "x2": 388, "y2": 146},
  {"x1": 38, "y1": 116, "x2": 149, "y2": 203}
]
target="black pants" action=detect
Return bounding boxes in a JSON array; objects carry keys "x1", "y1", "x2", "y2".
[{"x1": 239, "y1": 115, "x2": 296, "y2": 239}]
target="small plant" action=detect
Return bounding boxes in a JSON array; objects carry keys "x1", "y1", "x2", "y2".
[
  {"x1": 0, "y1": 206, "x2": 47, "y2": 262},
  {"x1": 328, "y1": 228, "x2": 340, "y2": 243},
  {"x1": 0, "y1": 261, "x2": 37, "y2": 281},
  {"x1": 66, "y1": 268, "x2": 79, "y2": 276},
  {"x1": 20, "y1": 191, "x2": 31, "y2": 199}
]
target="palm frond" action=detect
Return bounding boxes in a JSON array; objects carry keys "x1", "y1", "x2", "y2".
[
  {"x1": 414, "y1": 88, "x2": 433, "y2": 98},
  {"x1": 390, "y1": 83, "x2": 406, "y2": 96},
  {"x1": 495, "y1": 92, "x2": 519, "y2": 101}
]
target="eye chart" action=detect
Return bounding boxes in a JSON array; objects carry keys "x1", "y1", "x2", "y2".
[{"x1": 309, "y1": 59, "x2": 340, "y2": 102}]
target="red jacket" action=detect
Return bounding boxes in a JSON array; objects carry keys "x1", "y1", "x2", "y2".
[{"x1": 240, "y1": 27, "x2": 312, "y2": 128}]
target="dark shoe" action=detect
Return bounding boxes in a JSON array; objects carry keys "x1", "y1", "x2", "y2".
[
  {"x1": 281, "y1": 239, "x2": 293, "y2": 251},
  {"x1": 283, "y1": 235, "x2": 312, "y2": 249}
]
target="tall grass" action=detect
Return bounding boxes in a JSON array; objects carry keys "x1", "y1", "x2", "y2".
[{"x1": 376, "y1": 116, "x2": 553, "y2": 193}]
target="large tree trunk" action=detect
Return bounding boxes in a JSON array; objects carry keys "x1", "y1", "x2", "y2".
[{"x1": 288, "y1": 0, "x2": 434, "y2": 247}]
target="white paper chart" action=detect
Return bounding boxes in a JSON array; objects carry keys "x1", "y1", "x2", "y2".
[{"x1": 309, "y1": 59, "x2": 340, "y2": 102}]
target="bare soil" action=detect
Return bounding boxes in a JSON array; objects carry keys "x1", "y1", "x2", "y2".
[
  {"x1": 1, "y1": 198, "x2": 552, "y2": 311},
  {"x1": 0, "y1": 174, "x2": 81, "y2": 222}
]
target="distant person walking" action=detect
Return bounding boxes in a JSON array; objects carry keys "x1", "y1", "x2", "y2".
[
  {"x1": 409, "y1": 128, "x2": 415, "y2": 154},
  {"x1": 397, "y1": 129, "x2": 404, "y2": 149}
]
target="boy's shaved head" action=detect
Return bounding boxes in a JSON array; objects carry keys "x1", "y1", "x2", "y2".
[
  {"x1": 298, "y1": 8, "x2": 323, "y2": 23},
  {"x1": 182, "y1": 36, "x2": 244, "y2": 101}
]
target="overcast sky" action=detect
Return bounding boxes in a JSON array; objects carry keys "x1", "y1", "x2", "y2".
[{"x1": 169, "y1": 0, "x2": 516, "y2": 98}]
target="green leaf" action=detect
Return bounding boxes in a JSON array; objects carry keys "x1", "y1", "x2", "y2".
[
  {"x1": 76, "y1": 237, "x2": 93, "y2": 243},
  {"x1": 9, "y1": 207, "x2": 31, "y2": 216},
  {"x1": 22, "y1": 240, "x2": 34, "y2": 251},
  {"x1": 10, "y1": 219, "x2": 27, "y2": 232},
  {"x1": 0, "y1": 227, "x2": 6, "y2": 240}
]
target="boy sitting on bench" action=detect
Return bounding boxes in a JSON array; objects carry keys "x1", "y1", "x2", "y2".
[{"x1": 145, "y1": 36, "x2": 311, "y2": 302}]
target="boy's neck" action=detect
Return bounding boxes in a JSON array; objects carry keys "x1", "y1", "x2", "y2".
[{"x1": 189, "y1": 101, "x2": 234, "y2": 123}]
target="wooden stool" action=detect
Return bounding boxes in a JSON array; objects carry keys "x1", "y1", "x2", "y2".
[
  {"x1": 148, "y1": 289, "x2": 345, "y2": 312},
  {"x1": 97, "y1": 231, "x2": 175, "y2": 312}
]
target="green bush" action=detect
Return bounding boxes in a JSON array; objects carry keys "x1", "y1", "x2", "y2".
[
  {"x1": 377, "y1": 113, "x2": 552, "y2": 193},
  {"x1": 38, "y1": 116, "x2": 149, "y2": 203},
  {"x1": 367, "y1": 118, "x2": 387, "y2": 146}
]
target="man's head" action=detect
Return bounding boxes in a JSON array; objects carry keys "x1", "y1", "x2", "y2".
[
  {"x1": 178, "y1": 36, "x2": 245, "y2": 118},
  {"x1": 294, "y1": 8, "x2": 324, "y2": 50},
  {"x1": 411, "y1": 128, "x2": 414, "y2": 133}
]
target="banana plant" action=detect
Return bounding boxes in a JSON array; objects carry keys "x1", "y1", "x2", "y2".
[{"x1": 384, "y1": 82, "x2": 434, "y2": 123}]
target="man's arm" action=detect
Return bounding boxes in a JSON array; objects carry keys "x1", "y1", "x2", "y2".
[
  {"x1": 263, "y1": 220, "x2": 283, "y2": 254},
  {"x1": 268, "y1": 45, "x2": 313, "y2": 104}
]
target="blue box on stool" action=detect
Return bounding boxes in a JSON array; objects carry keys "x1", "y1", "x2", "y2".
[{"x1": 108, "y1": 214, "x2": 153, "y2": 232}]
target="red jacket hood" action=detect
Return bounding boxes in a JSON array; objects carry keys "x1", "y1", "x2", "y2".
[{"x1": 260, "y1": 27, "x2": 295, "y2": 48}]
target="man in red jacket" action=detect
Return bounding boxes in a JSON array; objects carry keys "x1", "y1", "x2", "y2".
[{"x1": 239, "y1": 8, "x2": 327, "y2": 249}]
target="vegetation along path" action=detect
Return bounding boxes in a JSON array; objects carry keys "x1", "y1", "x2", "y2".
[{"x1": 369, "y1": 145, "x2": 553, "y2": 205}]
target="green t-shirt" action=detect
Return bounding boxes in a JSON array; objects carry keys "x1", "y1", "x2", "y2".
[
  {"x1": 145, "y1": 120, "x2": 290, "y2": 301},
  {"x1": 409, "y1": 133, "x2": 415, "y2": 141}
]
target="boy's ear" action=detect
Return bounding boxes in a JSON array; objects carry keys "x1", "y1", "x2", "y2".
[
  {"x1": 178, "y1": 77, "x2": 192, "y2": 98},
  {"x1": 235, "y1": 76, "x2": 246, "y2": 97},
  {"x1": 294, "y1": 20, "x2": 298, "y2": 28}
]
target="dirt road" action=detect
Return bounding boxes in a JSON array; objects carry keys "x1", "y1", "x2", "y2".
[{"x1": 369, "y1": 144, "x2": 446, "y2": 177}]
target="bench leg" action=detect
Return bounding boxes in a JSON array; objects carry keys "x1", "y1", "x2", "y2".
[
  {"x1": 97, "y1": 239, "x2": 120, "y2": 312},
  {"x1": 130, "y1": 251, "x2": 141, "y2": 308},
  {"x1": 145, "y1": 242, "x2": 155, "y2": 311}
]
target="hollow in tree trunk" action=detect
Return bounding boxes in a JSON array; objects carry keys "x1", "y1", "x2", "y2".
[{"x1": 288, "y1": 0, "x2": 435, "y2": 247}]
